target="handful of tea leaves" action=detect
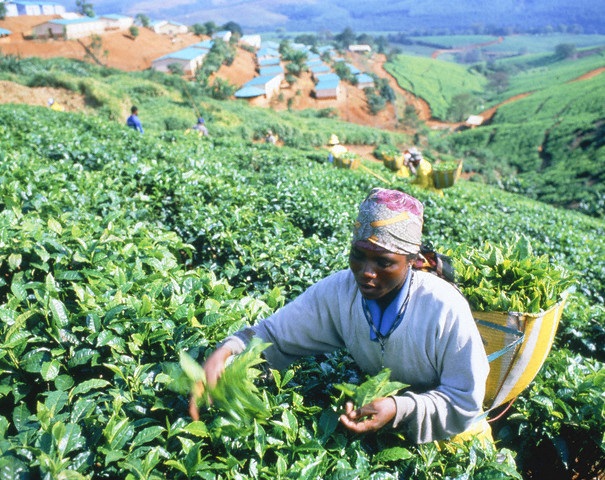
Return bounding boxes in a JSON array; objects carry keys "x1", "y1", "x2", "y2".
[
  {"x1": 181, "y1": 338, "x2": 272, "y2": 424},
  {"x1": 450, "y1": 235, "x2": 574, "y2": 313},
  {"x1": 334, "y1": 368, "x2": 407, "y2": 408}
]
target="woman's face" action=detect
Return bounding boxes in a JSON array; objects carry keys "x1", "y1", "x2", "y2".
[{"x1": 349, "y1": 244, "x2": 412, "y2": 305}]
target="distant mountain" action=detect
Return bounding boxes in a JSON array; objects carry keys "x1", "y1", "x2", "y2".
[{"x1": 52, "y1": 0, "x2": 604, "y2": 34}]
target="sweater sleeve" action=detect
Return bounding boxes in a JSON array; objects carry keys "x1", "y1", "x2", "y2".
[
  {"x1": 391, "y1": 286, "x2": 489, "y2": 443},
  {"x1": 220, "y1": 271, "x2": 351, "y2": 370}
]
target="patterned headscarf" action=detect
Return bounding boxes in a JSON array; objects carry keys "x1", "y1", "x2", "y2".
[{"x1": 352, "y1": 188, "x2": 424, "y2": 255}]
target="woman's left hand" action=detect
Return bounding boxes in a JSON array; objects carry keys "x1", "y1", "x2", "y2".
[{"x1": 339, "y1": 397, "x2": 397, "y2": 433}]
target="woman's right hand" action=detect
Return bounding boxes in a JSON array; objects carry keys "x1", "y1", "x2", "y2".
[{"x1": 188, "y1": 345, "x2": 233, "y2": 420}]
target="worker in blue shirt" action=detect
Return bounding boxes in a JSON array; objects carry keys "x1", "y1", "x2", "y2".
[{"x1": 126, "y1": 106, "x2": 144, "y2": 133}]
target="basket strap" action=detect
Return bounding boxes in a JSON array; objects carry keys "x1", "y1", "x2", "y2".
[{"x1": 475, "y1": 319, "x2": 525, "y2": 362}]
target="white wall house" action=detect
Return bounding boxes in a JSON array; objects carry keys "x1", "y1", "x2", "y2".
[
  {"x1": 239, "y1": 34, "x2": 261, "y2": 49},
  {"x1": 234, "y1": 73, "x2": 282, "y2": 100},
  {"x1": 2, "y1": 2, "x2": 19, "y2": 17},
  {"x1": 212, "y1": 30, "x2": 231, "y2": 42},
  {"x1": 33, "y1": 17, "x2": 106, "y2": 40},
  {"x1": 39, "y1": 2, "x2": 64, "y2": 15},
  {"x1": 348, "y1": 44, "x2": 371, "y2": 53},
  {"x1": 151, "y1": 47, "x2": 207, "y2": 75},
  {"x1": 149, "y1": 20, "x2": 188, "y2": 35},
  {"x1": 13, "y1": 1, "x2": 41, "y2": 15},
  {"x1": 100, "y1": 14, "x2": 134, "y2": 31}
]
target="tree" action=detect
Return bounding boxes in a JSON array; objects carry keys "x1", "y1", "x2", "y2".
[
  {"x1": 555, "y1": 43, "x2": 577, "y2": 59},
  {"x1": 135, "y1": 13, "x2": 150, "y2": 28},
  {"x1": 334, "y1": 27, "x2": 356, "y2": 49},
  {"x1": 129, "y1": 26, "x2": 139, "y2": 39},
  {"x1": 191, "y1": 23, "x2": 206, "y2": 36},
  {"x1": 204, "y1": 21, "x2": 217, "y2": 36},
  {"x1": 76, "y1": 0, "x2": 95, "y2": 18},
  {"x1": 0, "y1": 3, "x2": 6, "y2": 20},
  {"x1": 221, "y1": 21, "x2": 242, "y2": 37}
]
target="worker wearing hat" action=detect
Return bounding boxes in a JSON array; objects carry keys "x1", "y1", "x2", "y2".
[{"x1": 327, "y1": 134, "x2": 347, "y2": 163}]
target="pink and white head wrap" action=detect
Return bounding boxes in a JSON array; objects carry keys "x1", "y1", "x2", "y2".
[{"x1": 352, "y1": 188, "x2": 424, "y2": 255}]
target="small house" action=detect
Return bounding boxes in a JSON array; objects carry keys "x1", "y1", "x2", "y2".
[
  {"x1": 314, "y1": 74, "x2": 340, "y2": 99},
  {"x1": 239, "y1": 34, "x2": 261, "y2": 49},
  {"x1": 256, "y1": 47, "x2": 279, "y2": 61},
  {"x1": 348, "y1": 44, "x2": 371, "y2": 53},
  {"x1": 100, "y1": 14, "x2": 134, "y2": 31},
  {"x1": 0, "y1": 27, "x2": 12, "y2": 37},
  {"x1": 149, "y1": 20, "x2": 188, "y2": 35},
  {"x1": 259, "y1": 65, "x2": 284, "y2": 79},
  {"x1": 356, "y1": 73, "x2": 374, "y2": 89},
  {"x1": 151, "y1": 47, "x2": 207, "y2": 75},
  {"x1": 38, "y1": 2, "x2": 65, "y2": 15},
  {"x1": 33, "y1": 17, "x2": 106, "y2": 40},
  {"x1": 2, "y1": 2, "x2": 18, "y2": 16},
  {"x1": 258, "y1": 56, "x2": 280, "y2": 67},
  {"x1": 12, "y1": 1, "x2": 41, "y2": 15},
  {"x1": 234, "y1": 74, "x2": 282, "y2": 100},
  {"x1": 310, "y1": 63, "x2": 331, "y2": 79},
  {"x1": 212, "y1": 30, "x2": 232, "y2": 42}
]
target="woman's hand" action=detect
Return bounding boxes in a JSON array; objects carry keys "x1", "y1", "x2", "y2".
[
  {"x1": 188, "y1": 345, "x2": 232, "y2": 420},
  {"x1": 339, "y1": 397, "x2": 397, "y2": 433}
]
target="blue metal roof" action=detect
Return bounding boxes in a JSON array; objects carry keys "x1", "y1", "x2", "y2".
[
  {"x1": 234, "y1": 86, "x2": 265, "y2": 98},
  {"x1": 259, "y1": 66, "x2": 283, "y2": 76},
  {"x1": 156, "y1": 47, "x2": 206, "y2": 61},
  {"x1": 258, "y1": 57, "x2": 280, "y2": 67},
  {"x1": 47, "y1": 17, "x2": 103, "y2": 25},
  {"x1": 315, "y1": 73, "x2": 340, "y2": 83},
  {"x1": 245, "y1": 74, "x2": 280, "y2": 86},
  {"x1": 0, "y1": 28, "x2": 12, "y2": 35},
  {"x1": 356, "y1": 73, "x2": 374, "y2": 84},
  {"x1": 310, "y1": 64, "x2": 330, "y2": 74},
  {"x1": 346, "y1": 63, "x2": 361, "y2": 75},
  {"x1": 316, "y1": 78, "x2": 340, "y2": 90},
  {"x1": 191, "y1": 40, "x2": 214, "y2": 49},
  {"x1": 257, "y1": 47, "x2": 279, "y2": 57}
]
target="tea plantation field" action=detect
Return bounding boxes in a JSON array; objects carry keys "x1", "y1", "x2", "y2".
[{"x1": 0, "y1": 104, "x2": 603, "y2": 478}]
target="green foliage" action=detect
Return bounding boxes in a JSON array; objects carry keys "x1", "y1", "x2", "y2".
[
  {"x1": 385, "y1": 54, "x2": 486, "y2": 120},
  {"x1": 451, "y1": 235, "x2": 575, "y2": 312},
  {"x1": 334, "y1": 369, "x2": 407, "y2": 408}
]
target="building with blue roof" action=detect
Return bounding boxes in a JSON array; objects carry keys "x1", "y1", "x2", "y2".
[
  {"x1": 356, "y1": 73, "x2": 375, "y2": 89},
  {"x1": 314, "y1": 75, "x2": 340, "y2": 99},
  {"x1": 259, "y1": 65, "x2": 284, "y2": 78},
  {"x1": 9, "y1": 1, "x2": 65, "y2": 15},
  {"x1": 100, "y1": 14, "x2": 134, "y2": 31},
  {"x1": 33, "y1": 17, "x2": 106, "y2": 39},
  {"x1": 151, "y1": 47, "x2": 208, "y2": 75},
  {"x1": 310, "y1": 63, "x2": 331, "y2": 78},
  {"x1": 258, "y1": 56, "x2": 280, "y2": 67},
  {"x1": 235, "y1": 73, "x2": 283, "y2": 101},
  {"x1": 0, "y1": 28, "x2": 12, "y2": 36}
]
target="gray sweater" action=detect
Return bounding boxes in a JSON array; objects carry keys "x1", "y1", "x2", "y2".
[{"x1": 222, "y1": 269, "x2": 489, "y2": 443}]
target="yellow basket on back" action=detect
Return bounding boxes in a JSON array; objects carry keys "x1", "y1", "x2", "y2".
[
  {"x1": 474, "y1": 292, "x2": 568, "y2": 411},
  {"x1": 432, "y1": 160, "x2": 463, "y2": 189}
]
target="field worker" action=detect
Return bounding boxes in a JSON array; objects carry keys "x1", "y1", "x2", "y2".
[
  {"x1": 192, "y1": 117, "x2": 209, "y2": 136},
  {"x1": 47, "y1": 98, "x2": 65, "y2": 112},
  {"x1": 404, "y1": 148, "x2": 443, "y2": 196},
  {"x1": 327, "y1": 134, "x2": 347, "y2": 163},
  {"x1": 196, "y1": 187, "x2": 491, "y2": 445},
  {"x1": 265, "y1": 130, "x2": 277, "y2": 145},
  {"x1": 126, "y1": 105, "x2": 144, "y2": 133}
]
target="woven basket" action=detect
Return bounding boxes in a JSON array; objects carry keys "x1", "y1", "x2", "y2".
[
  {"x1": 475, "y1": 292, "x2": 568, "y2": 411},
  {"x1": 432, "y1": 160, "x2": 463, "y2": 189}
]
